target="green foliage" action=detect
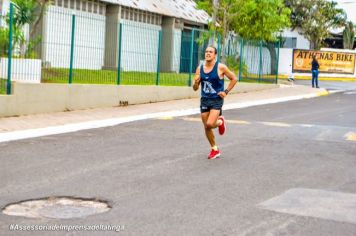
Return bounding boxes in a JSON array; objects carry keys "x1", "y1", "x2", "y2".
[
  {"x1": 231, "y1": 0, "x2": 291, "y2": 42},
  {"x1": 12, "y1": 0, "x2": 37, "y2": 27},
  {"x1": 196, "y1": 0, "x2": 289, "y2": 75},
  {"x1": 285, "y1": 0, "x2": 346, "y2": 49},
  {"x1": 0, "y1": 79, "x2": 6, "y2": 94},
  {"x1": 25, "y1": 36, "x2": 41, "y2": 58},
  {"x1": 195, "y1": 28, "x2": 214, "y2": 46},
  {"x1": 196, "y1": 0, "x2": 213, "y2": 15},
  {"x1": 196, "y1": 0, "x2": 291, "y2": 42},
  {"x1": 225, "y1": 55, "x2": 247, "y2": 76},
  {"x1": 1, "y1": 0, "x2": 48, "y2": 58},
  {"x1": 343, "y1": 21, "x2": 355, "y2": 49},
  {"x1": 195, "y1": 0, "x2": 234, "y2": 48},
  {"x1": 0, "y1": 28, "x2": 9, "y2": 57}
]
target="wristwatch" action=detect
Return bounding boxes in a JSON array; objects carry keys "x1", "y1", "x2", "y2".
[{"x1": 224, "y1": 89, "x2": 229, "y2": 95}]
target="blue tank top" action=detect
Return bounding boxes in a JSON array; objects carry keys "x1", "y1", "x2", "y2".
[{"x1": 200, "y1": 61, "x2": 224, "y2": 98}]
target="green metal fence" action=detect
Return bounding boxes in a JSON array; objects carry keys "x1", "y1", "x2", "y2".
[
  {"x1": 0, "y1": 4, "x2": 14, "y2": 95},
  {"x1": 40, "y1": 9, "x2": 215, "y2": 87},
  {"x1": 0, "y1": 13, "x2": 7, "y2": 94},
  {"x1": 1, "y1": 4, "x2": 280, "y2": 95},
  {"x1": 224, "y1": 36, "x2": 280, "y2": 84}
]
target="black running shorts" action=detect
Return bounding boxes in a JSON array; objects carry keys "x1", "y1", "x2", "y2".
[{"x1": 200, "y1": 97, "x2": 223, "y2": 114}]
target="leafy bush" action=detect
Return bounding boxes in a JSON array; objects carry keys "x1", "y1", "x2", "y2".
[
  {"x1": 225, "y1": 55, "x2": 248, "y2": 76},
  {"x1": 0, "y1": 28, "x2": 9, "y2": 57}
]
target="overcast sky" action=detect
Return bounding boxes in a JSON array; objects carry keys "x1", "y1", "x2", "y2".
[{"x1": 335, "y1": 0, "x2": 356, "y2": 23}]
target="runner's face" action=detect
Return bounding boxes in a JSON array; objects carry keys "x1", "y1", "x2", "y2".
[{"x1": 205, "y1": 47, "x2": 216, "y2": 62}]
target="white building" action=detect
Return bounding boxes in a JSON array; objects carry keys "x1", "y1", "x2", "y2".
[
  {"x1": 280, "y1": 29, "x2": 310, "y2": 49},
  {"x1": 1, "y1": 0, "x2": 209, "y2": 73},
  {"x1": 278, "y1": 29, "x2": 310, "y2": 76}
]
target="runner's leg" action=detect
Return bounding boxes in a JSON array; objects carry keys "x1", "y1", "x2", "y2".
[
  {"x1": 201, "y1": 111, "x2": 216, "y2": 147},
  {"x1": 201, "y1": 109, "x2": 221, "y2": 147}
]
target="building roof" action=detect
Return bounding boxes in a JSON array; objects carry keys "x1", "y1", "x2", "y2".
[{"x1": 101, "y1": 0, "x2": 210, "y2": 24}]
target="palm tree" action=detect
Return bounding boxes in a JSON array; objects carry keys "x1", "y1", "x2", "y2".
[
  {"x1": 11, "y1": 0, "x2": 50, "y2": 57},
  {"x1": 343, "y1": 21, "x2": 355, "y2": 49}
]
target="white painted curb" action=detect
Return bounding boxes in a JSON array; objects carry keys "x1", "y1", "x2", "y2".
[{"x1": 0, "y1": 92, "x2": 328, "y2": 143}]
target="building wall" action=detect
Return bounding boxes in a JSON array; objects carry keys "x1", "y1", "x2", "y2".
[
  {"x1": 278, "y1": 48, "x2": 293, "y2": 75},
  {"x1": 278, "y1": 29, "x2": 309, "y2": 76},
  {"x1": 0, "y1": 0, "x2": 198, "y2": 74},
  {"x1": 160, "y1": 17, "x2": 182, "y2": 73},
  {"x1": 103, "y1": 5, "x2": 120, "y2": 70},
  {"x1": 54, "y1": 0, "x2": 106, "y2": 15},
  {"x1": 171, "y1": 29, "x2": 182, "y2": 73},
  {"x1": 42, "y1": 4, "x2": 106, "y2": 69},
  {"x1": 120, "y1": 19, "x2": 162, "y2": 72},
  {"x1": 281, "y1": 29, "x2": 310, "y2": 49},
  {"x1": 42, "y1": 2, "x2": 168, "y2": 72}
]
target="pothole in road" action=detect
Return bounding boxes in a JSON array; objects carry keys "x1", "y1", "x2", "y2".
[{"x1": 2, "y1": 197, "x2": 111, "y2": 219}]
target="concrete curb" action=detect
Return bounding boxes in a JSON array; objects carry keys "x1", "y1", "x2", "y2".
[{"x1": 0, "y1": 89, "x2": 330, "y2": 143}]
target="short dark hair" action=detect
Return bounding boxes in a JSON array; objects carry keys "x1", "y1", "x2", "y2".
[{"x1": 206, "y1": 45, "x2": 217, "y2": 54}]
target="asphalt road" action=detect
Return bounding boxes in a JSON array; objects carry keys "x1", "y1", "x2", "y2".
[{"x1": 0, "y1": 87, "x2": 356, "y2": 236}]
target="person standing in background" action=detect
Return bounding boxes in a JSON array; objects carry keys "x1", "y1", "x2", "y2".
[{"x1": 311, "y1": 55, "x2": 320, "y2": 88}]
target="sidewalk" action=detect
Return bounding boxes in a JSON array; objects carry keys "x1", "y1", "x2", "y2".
[{"x1": 0, "y1": 84, "x2": 328, "y2": 142}]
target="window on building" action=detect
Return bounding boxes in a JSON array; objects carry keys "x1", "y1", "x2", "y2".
[
  {"x1": 70, "y1": 0, "x2": 75, "y2": 9},
  {"x1": 99, "y1": 5, "x2": 105, "y2": 15},
  {"x1": 121, "y1": 6, "x2": 162, "y2": 25},
  {"x1": 87, "y1": 1, "x2": 92, "y2": 13},
  {"x1": 134, "y1": 10, "x2": 138, "y2": 21},
  {"x1": 82, "y1": 1, "x2": 87, "y2": 11},
  {"x1": 138, "y1": 11, "x2": 143, "y2": 22},
  {"x1": 281, "y1": 37, "x2": 297, "y2": 48},
  {"x1": 63, "y1": 0, "x2": 69, "y2": 8},
  {"x1": 94, "y1": 2, "x2": 99, "y2": 14},
  {"x1": 76, "y1": 0, "x2": 81, "y2": 10},
  {"x1": 53, "y1": 0, "x2": 105, "y2": 15}
]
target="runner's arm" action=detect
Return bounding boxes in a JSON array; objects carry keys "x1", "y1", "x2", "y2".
[
  {"x1": 192, "y1": 66, "x2": 201, "y2": 91},
  {"x1": 221, "y1": 64, "x2": 237, "y2": 94}
]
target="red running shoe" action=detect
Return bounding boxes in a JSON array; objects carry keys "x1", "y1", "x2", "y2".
[
  {"x1": 208, "y1": 149, "x2": 221, "y2": 159},
  {"x1": 218, "y1": 116, "x2": 226, "y2": 135}
]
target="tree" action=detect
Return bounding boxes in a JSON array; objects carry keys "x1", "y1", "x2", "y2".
[
  {"x1": 231, "y1": 0, "x2": 291, "y2": 42},
  {"x1": 196, "y1": 0, "x2": 242, "y2": 58},
  {"x1": 28, "y1": 0, "x2": 51, "y2": 39},
  {"x1": 9, "y1": 0, "x2": 50, "y2": 57},
  {"x1": 196, "y1": 0, "x2": 291, "y2": 74},
  {"x1": 343, "y1": 21, "x2": 355, "y2": 49},
  {"x1": 285, "y1": 0, "x2": 346, "y2": 49},
  {"x1": 197, "y1": 0, "x2": 290, "y2": 42},
  {"x1": 231, "y1": 0, "x2": 291, "y2": 74}
]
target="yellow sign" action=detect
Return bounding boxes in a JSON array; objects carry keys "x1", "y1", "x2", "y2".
[{"x1": 293, "y1": 49, "x2": 356, "y2": 74}]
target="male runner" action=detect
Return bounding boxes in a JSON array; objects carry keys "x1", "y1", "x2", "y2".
[{"x1": 193, "y1": 46, "x2": 237, "y2": 159}]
